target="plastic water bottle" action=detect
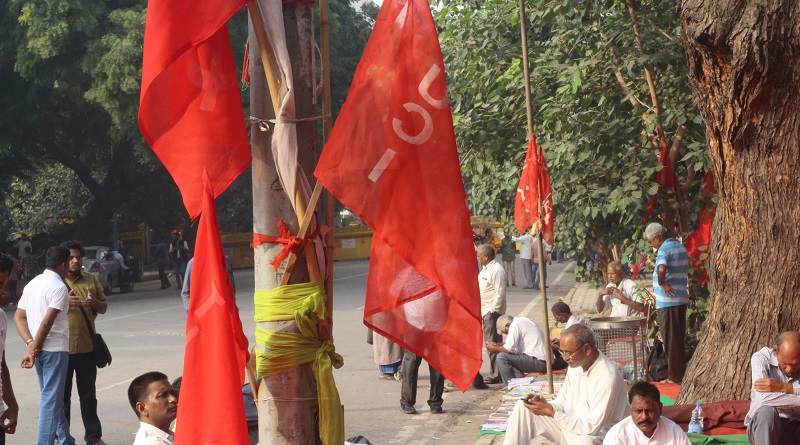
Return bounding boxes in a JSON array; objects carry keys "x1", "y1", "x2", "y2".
[{"x1": 688, "y1": 402, "x2": 704, "y2": 434}]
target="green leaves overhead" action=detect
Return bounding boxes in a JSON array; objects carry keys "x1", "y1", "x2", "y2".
[{"x1": 437, "y1": 0, "x2": 710, "y2": 279}]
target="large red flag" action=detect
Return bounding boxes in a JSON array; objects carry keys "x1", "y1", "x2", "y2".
[
  {"x1": 139, "y1": 0, "x2": 251, "y2": 219},
  {"x1": 176, "y1": 172, "x2": 250, "y2": 445},
  {"x1": 314, "y1": 0, "x2": 482, "y2": 391},
  {"x1": 514, "y1": 135, "x2": 554, "y2": 245}
]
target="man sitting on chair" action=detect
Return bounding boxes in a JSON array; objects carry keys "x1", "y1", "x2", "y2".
[{"x1": 596, "y1": 261, "x2": 645, "y2": 317}]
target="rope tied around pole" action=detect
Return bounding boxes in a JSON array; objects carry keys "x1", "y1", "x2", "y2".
[{"x1": 252, "y1": 219, "x2": 320, "y2": 270}]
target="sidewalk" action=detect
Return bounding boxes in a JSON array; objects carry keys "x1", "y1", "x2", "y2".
[{"x1": 474, "y1": 280, "x2": 600, "y2": 445}]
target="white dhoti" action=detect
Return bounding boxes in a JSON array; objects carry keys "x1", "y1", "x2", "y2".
[{"x1": 502, "y1": 400, "x2": 603, "y2": 445}]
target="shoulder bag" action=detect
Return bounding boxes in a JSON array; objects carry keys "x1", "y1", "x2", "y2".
[{"x1": 78, "y1": 306, "x2": 112, "y2": 368}]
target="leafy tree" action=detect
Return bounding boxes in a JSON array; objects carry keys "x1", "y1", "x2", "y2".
[{"x1": 437, "y1": 0, "x2": 711, "y2": 281}]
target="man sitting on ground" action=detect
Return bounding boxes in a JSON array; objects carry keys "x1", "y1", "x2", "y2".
[
  {"x1": 596, "y1": 261, "x2": 645, "y2": 317},
  {"x1": 746, "y1": 331, "x2": 800, "y2": 444},
  {"x1": 503, "y1": 324, "x2": 627, "y2": 445},
  {"x1": 603, "y1": 380, "x2": 690, "y2": 444},
  {"x1": 128, "y1": 372, "x2": 177, "y2": 445},
  {"x1": 487, "y1": 315, "x2": 564, "y2": 383},
  {"x1": 550, "y1": 302, "x2": 588, "y2": 352}
]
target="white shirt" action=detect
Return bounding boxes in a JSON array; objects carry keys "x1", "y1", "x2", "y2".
[
  {"x1": 133, "y1": 422, "x2": 174, "y2": 445},
  {"x1": 15, "y1": 239, "x2": 31, "y2": 258},
  {"x1": 603, "y1": 416, "x2": 690, "y2": 445},
  {"x1": 550, "y1": 352, "x2": 628, "y2": 437},
  {"x1": 18, "y1": 269, "x2": 69, "y2": 352},
  {"x1": 479, "y1": 259, "x2": 507, "y2": 316},
  {"x1": 602, "y1": 279, "x2": 643, "y2": 317},
  {"x1": 511, "y1": 234, "x2": 533, "y2": 260},
  {"x1": 504, "y1": 317, "x2": 551, "y2": 361},
  {"x1": 746, "y1": 347, "x2": 800, "y2": 425},
  {"x1": 565, "y1": 314, "x2": 588, "y2": 329}
]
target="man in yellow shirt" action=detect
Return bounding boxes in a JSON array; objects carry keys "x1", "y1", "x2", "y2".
[{"x1": 62, "y1": 241, "x2": 108, "y2": 445}]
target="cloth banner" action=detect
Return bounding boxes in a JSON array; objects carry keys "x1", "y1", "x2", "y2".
[
  {"x1": 684, "y1": 172, "x2": 715, "y2": 285},
  {"x1": 139, "y1": 0, "x2": 251, "y2": 219},
  {"x1": 254, "y1": 282, "x2": 343, "y2": 445},
  {"x1": 514, "y1": 135, "x2": 554, "y2": 245},
  {"x1": 313, "y1": 0, "x2": 482, "y2": 391},
  {"x1": 645, "y1": 139, "x2": 676, "y2": 219},
  {"x1": 176, "y1": 173, "x2": 251, "y2": 445}
]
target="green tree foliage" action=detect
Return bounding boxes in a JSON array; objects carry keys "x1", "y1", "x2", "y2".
[
  {"x1": 1, "y1": 0, "x2": 373, "y2": 242},
  {"x1": 437, "y1": 0, "x2": 711, "y2": 281}
]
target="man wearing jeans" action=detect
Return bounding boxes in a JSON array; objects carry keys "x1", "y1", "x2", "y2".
[
  {"x1": 14, "y1": 246, "x2": 76, "y2": 445},
  {"x1": 488, "y1": 315, "x2": 554, "y2": 383}
]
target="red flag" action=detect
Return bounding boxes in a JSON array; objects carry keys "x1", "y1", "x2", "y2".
[
  {"x1": 139, "y1": 0, "x2": 251, "y2": 219},
  {"x1": 176, "y1": 172, "x2": 250, "y2": 445},
  {"x1": 514, "y1": 135, "x2": 555, "y2": 245},
  {"x1": 684, "y1": 173, "x2": 715, "y2": 286},
  {"x1": 645, "y1": 139, "x2": 675, "y2": 217},
  {"x1": 314, "y1": 0, "x2": 482, "y2": 391}
]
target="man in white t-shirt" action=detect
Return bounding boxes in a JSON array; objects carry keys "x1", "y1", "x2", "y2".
[
  {"x1": 603, "y1": 381, "x2": 690, "y2": 444},
  {"x1": 14, "y1": 246, "x2": 76, "y2": 445},
  {"x1": 596, "y1": 261, "x2": 645, "y2": 317},
  {"x1": 128, "y1": 372, "x2": 176, "y2": 445},
  {"x1": 0, "y1": 255, "x2": 20, "y2": 442},
  {"x1": 488, "y1": 315, "x2": 553, "y2": 383},
  {"x1": 512, "y1": 232, "x2": 535, "y2": 289}
]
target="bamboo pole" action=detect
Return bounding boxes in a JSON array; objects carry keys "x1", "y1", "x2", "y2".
[
  {"x1": 319, "y1": 0, "x2": 335, "y2": 341},
  {"x1": 517, "y1": 0, "x2": 553, "y2": 394}
]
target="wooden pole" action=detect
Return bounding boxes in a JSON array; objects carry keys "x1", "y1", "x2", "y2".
[
  {"x1": 517, "y1": 0, "x2": 554, "y2": 394},
  {"x1": 319, "y1": 0, "x2": 335, "y2": 341}
]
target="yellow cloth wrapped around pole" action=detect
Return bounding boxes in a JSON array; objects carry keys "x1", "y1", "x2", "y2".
[{"x1": 254, "y1": 281, "x2": 343, "y2": 445}]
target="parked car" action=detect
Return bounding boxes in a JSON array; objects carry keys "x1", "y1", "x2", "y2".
[{"x1": 83, "y1": 246, "x2": 121, "y2": 294}]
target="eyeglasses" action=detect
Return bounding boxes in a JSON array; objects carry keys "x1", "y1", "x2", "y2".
[{"x1": 559, "y1": 342, "x2": 586, "y2": 358}]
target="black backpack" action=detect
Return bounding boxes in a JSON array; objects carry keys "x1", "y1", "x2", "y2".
[{"x1": 646, "y1": 340, "x2": 669, "y2": 382}]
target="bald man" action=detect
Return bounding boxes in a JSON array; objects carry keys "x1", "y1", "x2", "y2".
[{"x1": 746, "y1": 331, "x2": 800, "y2": 445}]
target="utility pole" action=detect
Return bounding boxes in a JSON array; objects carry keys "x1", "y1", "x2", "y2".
[{"x1": 248, "y1": 0, "x2": 321, "y2": 442}]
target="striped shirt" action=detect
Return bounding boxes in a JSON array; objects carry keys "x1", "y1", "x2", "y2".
[
  {"x1": 652, "y1": 238, "x2": 689, "y2": 308},
  {"x1": 745, "y1": 347, "x2": 800, "y2": 425}
]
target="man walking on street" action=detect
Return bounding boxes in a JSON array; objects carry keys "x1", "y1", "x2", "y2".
[
  {"x1": 531, "y1": 232, "x2": 551, "y2": 290},
  {"x1": 169, "y1": 232, "x2": 190, "y2": 289},
  {"x1": 62, "y1": 241, "x2": 108, "y2": 445},
  {"x1": 399, "y1": 350, "x2": 445, "y2": 414},
  {"x1": 14, "y1": 246, "x2": 76, "y2": 445},
  {"x1": 477, "y1": 244, "x2": 507, "y2": 385},
  {"x1": 500, "y1": 232, "x2": 517, "y2": 287},
  {"x1": 155, "y1": 237, "x2": 170, "y2": 289},
  {"x1": 644, "y1": 222, "x2": 689, "y2": 384},
  {"x1": 512, "y1": 231, "x2": 534, "y2": 289}
]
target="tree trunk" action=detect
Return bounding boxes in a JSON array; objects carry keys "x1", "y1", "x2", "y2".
[
  {"x1": 250, "y1": 2, "x2": 321, "y2": 442},
  {"x1": 678, "y1": 0, "x2": 800, "y2": 403}
]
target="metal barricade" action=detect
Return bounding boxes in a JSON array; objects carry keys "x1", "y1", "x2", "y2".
[{"x1": 588, "y1": 317, "x2": 647, "y2": 380}]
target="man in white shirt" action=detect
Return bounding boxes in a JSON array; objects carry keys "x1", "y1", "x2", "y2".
[
  {"x1": 596, "y1": 261, "x2": 645, "y2": 317},
  {"x1": 14, "y1": 246, "x2": 76, "y2": 445},
  {"x1": 0, "y1": 255, "x2": 20, "y2": 442},
  {"x1": 511, "y1": 232, "x2": 535, "y2": 289},
  {"x1": 504, "y1": 324, "x2": 627, "y2": 445},
  {"x1": 603, "y1": 381, "x2": 690, "y2": 444},
  {"x1": 477, "y1": 244, "x2": 507, "y2": 385},
  {"x1": 488, "y1": 315, "x2": 552, "y2": 383},
  {"x1": 128, "y1": 372, "x2": 177, "y2": 445}
]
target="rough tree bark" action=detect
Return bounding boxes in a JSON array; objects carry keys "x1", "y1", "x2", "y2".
[{"x1": 678, "y1": 0, "x2": 800, "y2": 403}]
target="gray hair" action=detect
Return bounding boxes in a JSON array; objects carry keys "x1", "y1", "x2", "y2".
[
  {"x1": 608, "y1": 260, "x2": 623, "y2": 272},
  {"x1": 497, "y1": 315, "x2": 515, "y2": 334},
  {"x1": 562, "y1": 324, "x2": 596, "y2": 350},
  {"x1": 644, "y1": 222, "x2": 667, "y2": 241},
  {"x1": 477, "y1": 243, "x2": 495, "y2": 260}
]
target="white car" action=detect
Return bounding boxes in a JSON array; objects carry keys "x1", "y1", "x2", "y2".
[{"x1": 83, "y1": 246, "x2": 121, "y2": 294}]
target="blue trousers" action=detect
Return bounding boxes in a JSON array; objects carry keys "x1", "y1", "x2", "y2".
[{"x1": 35, "y1": 351, "x2": 75, "y2": 445}]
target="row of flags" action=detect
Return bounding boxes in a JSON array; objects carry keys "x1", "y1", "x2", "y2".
[{"x1": 137, "y1": 0, "x2": 709, "y2": 441}]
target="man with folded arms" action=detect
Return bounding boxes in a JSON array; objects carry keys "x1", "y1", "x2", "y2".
[
  {"x1": 504, "y1": 324, "x2": 627, "y2": 445},
  {"x1": 746, "y1": 331, "x2": 800, "y2": 444},
  {"x1": 603, "y1": 381, "x2": 689, "y2": 444}
]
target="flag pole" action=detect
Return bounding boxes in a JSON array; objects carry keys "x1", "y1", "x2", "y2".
[
  {"x1": 319, "y1": 0, "x2": 336, "y2": 341},
  {"x1": 517, "y1": 0, "x2": 554, "y2": 394}
]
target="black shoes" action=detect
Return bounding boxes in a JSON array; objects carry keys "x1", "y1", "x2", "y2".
[
  {"x1": 430, "y1": 406, "x2": 443, "y2": 414},
  {"x1": 402, "y1": 405, "x2": 416, "y2": 414}
]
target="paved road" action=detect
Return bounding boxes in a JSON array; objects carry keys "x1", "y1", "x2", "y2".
[{"x1": 3, "y1": 258, "x2": 576, "y2": 444}]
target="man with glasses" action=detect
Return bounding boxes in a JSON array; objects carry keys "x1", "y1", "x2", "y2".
[{"x1": 503, "y1": 324, "x2": 627, "y2": 445}]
